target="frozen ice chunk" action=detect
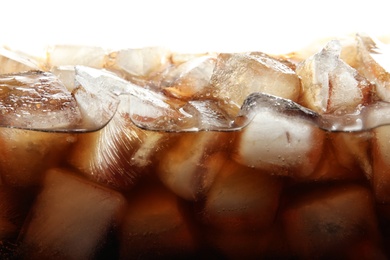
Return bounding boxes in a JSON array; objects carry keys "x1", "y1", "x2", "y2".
[
  {"x1": 201, "y1": 160, "x2": 283, "y2": 233},
  {"x1": 157, "y1": 132, "x2": 230, "y2": 201},
  {"x1": 282, "y1": 184, "x2": 383, "y2": 258},
  {"x1": 349, "y1": 35, "x2": 390, "y2": 102},
  {"x1": 105, "y1": 47, "x2": 171, "y2": 78},
  {"x1": 234, "y1": 93, "x2": 324, "y2": 177},
  {"x1": 296, "y1": 40, "x2": 372, "y2": 114},
  {"x1": 0, "y1": 128, "x2": 76, "y2": 186},
  {"x1": 372, "y1": 125, "x2": 390, "y2": 203},
  {"x1": 50, "y1": 65, "x2": 76, "y2": 91},
  {"x1": 0, "y1": 71, "x2": 82, "y2": 130},
  {"x1": 46, "y1": 45, "x2": 107, "y2": 68},
  {"x1": 203, "y1": 225, "x2": 287, "y2": 259},
  {"x1": 307, "y1": 134, "x2": 370, "y2": 182},
  {"x1": 19, "y1": 168, "x2": 126, "y2": 259},
  {"x1": 119, "y1": 182, "x2": 197, "y2": 259},
  {"x1": 68, "y1": 108, "x2": 167, "y2": 190},
  {"x1": 210, "y1": 52, "x2": 300, "y2": 115},
  {"x1": 0, "y1": 47, "x2": 41, "y2": 74},
  {"x1": 160, "y1": 55, "x2": 216, "y2": 99},
  {"x1": 74, "y1": 66, "x2": 183, "y2": 132},
  {"x1": 329, "y1": 131, "x2": 373, "y2": 179},
  {"x1": 0, "y1": 186, "x2": 34, "y2": 241}
]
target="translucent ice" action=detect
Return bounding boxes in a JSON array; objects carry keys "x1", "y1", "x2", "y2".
[
  {"x1": 19, "y1": 168, "x2": 126, "y2": 259},
  {"x1": 282, "y1": 184, "x2": 383, "y2": 258},
  {"x1": 296, "y1": 40, "x2": 371, "y2": 114},
  {"x1": 349, "y1": 34, "x2": 390, "y2": 102},
  {"x1": 46, "y1": 45, "x2": 107, "y2": 68},
  {"x1": 119, "y1": 182, "x2": 197, "y2": 258},
  {"x1": 157, "y1": 132, "x2": 230, "y2": 201},
  {"x1": 160, "y1": 55, "x2": 216, "y2": 99},
  {"x1": 372, "y1": 125, "x2": 390, "y2": 203},
  {"x1": 67, "y1": 107, "x2": 166, "y2": 190},
  {"x1": 105, "y1": 47, "x2": 171, "y2": 78},
  {"x1": 209, "y1": 52, "x2": 300, "y2": 116},
  {"x1": 0, "y1": 47, "x2": 40, "y2": 74},
  {"x1": 233, "y1": 93, "x2": 325, "y2": 177},
  {"x1": 0, "y1": 71, "x2": 82, "y2": 130},
  {"x1": 0, "y1": 129, "x2": 76, "y2": 186},
  {"x1": 201, "y1": 160, "x2": 283, "y2": 232}
]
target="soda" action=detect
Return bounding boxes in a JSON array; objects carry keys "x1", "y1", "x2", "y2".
[{"x1": 1, "y1": 34, "x2": 390, "y2": 259}]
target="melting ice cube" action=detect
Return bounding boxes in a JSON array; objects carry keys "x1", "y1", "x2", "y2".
[
  {"x1": 210, "y1": 52, "x2": 300, "y2": 115},
  {"x1": 296, "y1": 40, "x2": 371, "y2": 114},
  {"x1": 0, "y1": 70, "x2": 82, "y2": 130},
  {"x1": 19, "y1": 168, "x2": 126, "y2": 259},
  {"x1": 0, "y1": 47, "x2": 41, "y2": 74}
]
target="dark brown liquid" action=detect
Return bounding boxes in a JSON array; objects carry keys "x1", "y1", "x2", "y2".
[{"x1": 1, "y1": 115, "x2": 389, "y2": 259}]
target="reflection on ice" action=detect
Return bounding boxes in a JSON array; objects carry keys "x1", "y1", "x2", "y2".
[{"x1": 4, "y1": 38, "x2": 390, "y2": 134}]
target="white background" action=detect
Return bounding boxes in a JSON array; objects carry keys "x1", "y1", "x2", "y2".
[{"x1": 1, "y1": 0, "x2": 389, "y2": 54}]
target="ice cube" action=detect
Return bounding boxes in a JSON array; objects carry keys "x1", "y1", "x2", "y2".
[
  {"x1": 209, "y1": 52, "x2": 300, "y2": 115},
  {"x1": 68, "y1": 106, "x2": 169, "y2": 190},
  {"x1": 233, "y1": 98, "x2": 325, "y2": 178},
  {"x1": 160, "y1": 55, "x2": 216, "y2": 99},
  {"x1": 349, "y1": 34, "x2": 390, "y2": 102},
  {"x1": 157, "y1": 132, "x2": 231, "y2": 201},
  {"x1": 372, "y1": 125, "x2": 390, "y2": 203},
  {"x1": 0, "y1": 186, "x2": 35, "y2": 240},
  {"x1": 50, "y1": 65, "x2": 76, "y2": 91},
  {"x1": 19, "y1": 168, "x2": 126, "y2": 259},
  {"x1": 119, "y1": 182, "x2": 197, "y2": 259},
  {"x1": 0, "y1": 70, "x2": 82, "y2": 130},
  {"x1": 296, "y1": 40, "x2": 372, "y2": 114},
  {"x1": 200, "y1": 160, "x2": 283, "y2": 233},
  {"x1": 0, "y1": 129, "x2": 76, "y2": 186},
  {"x1": 46, "y1": 45, "x2": 107, "y2": 68},
  {"x1": 307, "y1": 138, "x2": 367, "y2": 182},
  {"x1": 203, "y1": 225, "x2": 288, "y2": 259},
  {"x1": 0, "y1": 47, "x2": 41, "y2": 74},
  {"x1": 282, "y1": 184, "x2": 383, "y2": 258},
  {"x1": 329, "y1": 131, "x2": 373, "y2": 180},
  {"x1": 105, "y1": 47, "x2": 171, "y2": 78}
]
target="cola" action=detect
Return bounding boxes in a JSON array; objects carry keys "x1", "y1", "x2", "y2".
[{"x1": 1, "y1": 34, "x2": 390, "y2": 259}]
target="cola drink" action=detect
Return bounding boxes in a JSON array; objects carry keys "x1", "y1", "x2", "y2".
[{"x1": 1, "y1": 34, "x2": 390, "y2": 259}]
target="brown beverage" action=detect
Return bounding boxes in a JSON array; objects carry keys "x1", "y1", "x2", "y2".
[{"x1": 1, "y1": 34, "x2": 390, "y2": 259}]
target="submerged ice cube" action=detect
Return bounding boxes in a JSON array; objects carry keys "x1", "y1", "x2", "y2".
[
  {"x1": 0, "y1": 71, "x2": 82, "y2": 130},
  {"x1": 0, "y1": 128, "x2": 76, "y2": 186},
  {"x1": 372, "y1": 125, "x2": 390, "y2": 203},
  {"x1": 68, "y1": 108, "x2": 165, "y2": 190},
  {"x1": 282, "y1": 184, "x2": 383, "y2": 258},
  {"x1": 233, "y1": 93, "x2": 324, "y2": 178},
  {"x1": 19, "y1": 168, "x2": 126, "y2": 259},
  {"x1": 119, "y1": 182, "x2": 197, "y2": 259},
  {"x1": 201, "y1": 160, "x2": 283, "y2": 233},
  {"x1": 157, "y1": 132, "x2": 232, "y2": 201},
  {"x1": 0, "y1": 186, "x2": 34, "y2": 241}
]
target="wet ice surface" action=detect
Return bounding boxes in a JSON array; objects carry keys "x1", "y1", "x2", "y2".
[
  {"x1": 0, "y1": 71, "x2": 82, "y2": 130},
  {"x1": 4, "y1": 55, "x2": 390, "y2": 133},
  {"x1": 67, "y1": 66, "x2": 390, "y2": 133}
]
